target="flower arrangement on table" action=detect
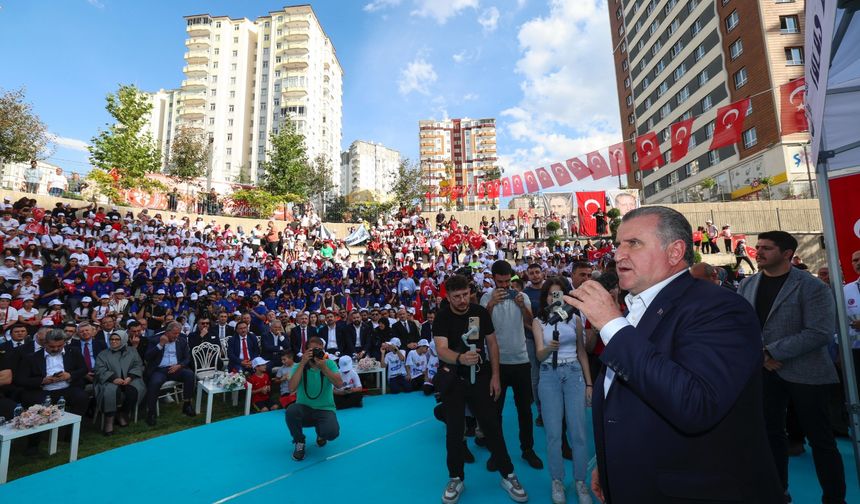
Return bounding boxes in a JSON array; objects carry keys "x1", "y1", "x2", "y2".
[
  {"x1": 356, "y1": 357, "x2": 381, "y2": 371},
  {"x1": 10, "y1": 404, "x2": 62, "y2": 430},
  {"x1": 210, "y1": 371, "x2": 247, "y2": 391}
]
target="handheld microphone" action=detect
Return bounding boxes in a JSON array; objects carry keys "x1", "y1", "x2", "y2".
[{"x1": 547, "y1": 303, "x2": 575, "y2": 325}]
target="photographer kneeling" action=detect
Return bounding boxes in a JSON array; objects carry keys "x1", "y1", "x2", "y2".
[{"x1": 285, "y1": 336, "x2": 344, "y2": 461}]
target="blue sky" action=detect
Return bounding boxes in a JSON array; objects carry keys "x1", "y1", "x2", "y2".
[{"x1": 0, "y1": 0, "x2": 621, "y2": 193}]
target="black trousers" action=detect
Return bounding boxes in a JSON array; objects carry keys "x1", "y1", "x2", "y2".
[
  {"x1": 762, "y1": 371, "x2": 846, "y2": 503},
  {"x1": 443, "y1": 370, "x2": 514, "y2": 480},
  {"x1": 334, "y1": 391, "x2": 363, "y2": 409},
  {"x1": 145, "y1": 367, "x2": 195, "y2": 416},
  {"x1": 735, "y1": 256, "x2": 755, "y2": 271},
  {"x1": 20, "y1": 386, "x2": 89, "y2": 416},
  {"x1": 494, "y1": 362, "x2": 534, "y2": 453},
  {"x1": 104, "y1": 385, "x2": 140, "y2": 415}
]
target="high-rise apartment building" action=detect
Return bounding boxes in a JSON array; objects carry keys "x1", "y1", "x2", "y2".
[
  {"x1": 419, "y1": 117, "x2": 498, "y2": 210},
  {"x1": 340, "y1": 140, "x2": 401, "y2": 198},
  {"x1": 142, "y1": 89, "x2": 181, "y2": 170},
  {"x1": 607, "y1": 0, "x2": 812, "y2": 203},
  {"x1": 146, "y1": 6, "x2": 343, "y2": 190}
]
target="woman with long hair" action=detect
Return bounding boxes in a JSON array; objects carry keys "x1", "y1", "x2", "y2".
[{"x1": 532, "y1": 276, "x2": 593, "y2": 504}]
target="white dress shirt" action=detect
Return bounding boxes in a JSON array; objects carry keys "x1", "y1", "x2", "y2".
[
  {"x1": 326, "y1": 325, "x2": 338, "y2": 350},
  {"x1": 353, "y1": 324, "x2": 363, "y2": 347},
  {"x1": 158, "y1": 341, "x2": 178, "y2": 367},
  {"x1": 599, "y1": 270, "x2": 686, "y2": 397},
  {"x1": 44, "y1": 351, "x2": 68, "y2": 391}
]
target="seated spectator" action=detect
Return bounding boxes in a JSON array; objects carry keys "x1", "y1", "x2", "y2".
[
  {"x1": 247, "y1": 356, "x2": 279, "y2": 412},
  {"x1": 333, "y1": 355, "x2": 364, "y2": 409},
  {"x1": 425, "y1": 340, "x2": 439, "y2": 395},
  {"x1": 261, "y1": 319, "x2": 290, "y2": 371},
  {"x1": 226, "y1": 320, "x2": 260, "y2": 373},
  {"x1": 382, "y1": 337, "x2": 408, "y2": 394},
  {"x1": 406, "y1": 339, "x2": 431, "y2": 392},
  {"x1": 285, "y1": 336, "x2": 343, "y2": 461},
  {"x1": 143, "y1": 321, "x2": 196, "y2": 425},
  {"x1": 94, "y1": 332, "x2": 146, "y2": 435},
  {"x1": 70, "y1": 321, "x2": 106, "y2": 387}
]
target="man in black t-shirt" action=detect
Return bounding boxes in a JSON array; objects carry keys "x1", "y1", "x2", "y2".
[{"x1": 433, "y1": 274, "x2": 528, "y2": 504}]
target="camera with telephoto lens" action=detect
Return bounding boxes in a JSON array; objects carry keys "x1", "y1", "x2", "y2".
[{"x1": 311, "y1": 347, "x2": 325, "y2": 361}]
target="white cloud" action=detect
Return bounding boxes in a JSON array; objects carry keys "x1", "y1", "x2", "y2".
[
  {"x1": 398, "y1": 58, "x2": 438, "y2": 95},
  {"x1": 462, "y1": 93, "x2": 479, "y2": 102},
  {"x1": 87, "y1": 0, "x2": 105, "y2": 8},
  {"x1": 50, "y1": 134, "x2": 90, "y2": 153},
  {"x1": 478, "y1": 6, "x2": 500, "y2": 33},
  {"x1": 452, "y1": 51, "x2": 467, "y2": 63},
  {"x1": 452, "y1": 48, "x2": 481, "y2": 64},
  {"x1": 500, "y1": 0, "x2": 621, "y2": 179},
  {"x1": 363, "y1": 0, "x2": 401, "y2": 13},
  {"x1": 411, "y1": 0, "x2": 479, "y2": 24}
]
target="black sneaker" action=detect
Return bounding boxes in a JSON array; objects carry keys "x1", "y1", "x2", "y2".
[
  {"x1": 463, "y1": 441, "x2": 475, "y2": 463},
  {"x1": 474, "y1": 435, "x2": 487, "y2": 448},
  {"x1": 292, "y1": 442, "x2": 306, "y2": 461},
  {"x1": 316, "y1": 436, "x2": 327, "y2": 447},
  {"x1": 522, "y1": 450, "x2": 543, "y2": 469},
  {"x1": 182, "y1": 403, "x2": 197, "y2": 417}
]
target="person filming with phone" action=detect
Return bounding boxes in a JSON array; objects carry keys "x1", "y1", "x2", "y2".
[{"x1": 285, "y1": 336, "x2": 343, "y2": 462}]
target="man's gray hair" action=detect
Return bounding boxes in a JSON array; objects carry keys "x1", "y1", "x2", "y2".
[
  {"x1": 622, "y1": 206, "x2": 694, "y2": 265},
  {"x1": 46, "y1": 329, "x2": 67, "y2": 343},
  {"x1": 166, "y1": 321, "x2": 182, "y2": 333}
]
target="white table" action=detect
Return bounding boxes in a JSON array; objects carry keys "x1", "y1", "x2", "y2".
[
  {"x1": 195, "y1": 380, "x2": 252, "y2": 424},
  {"x1": 0, "y1": 412, "x2": 81, "y2": 484},
  {"x1": 357, "y1": 367, "x2": 386, "y2": 395}
]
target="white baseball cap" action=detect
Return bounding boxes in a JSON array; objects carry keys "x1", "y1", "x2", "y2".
[
  {"x1": 417, "y1": 339, "x2": 430, "y2": 348},
  {"x1": 81, "y1": 296, "x2": 92, "y2": 302},
  {"x1": 338, "y1": 355, "x2": 354, "y2": 373},
  {"x1": 250, "y1": 357, "x2": 268, "y2": 368},
  {"x1": 389, "y1": 337, "x2": 401, "y2": 348}
]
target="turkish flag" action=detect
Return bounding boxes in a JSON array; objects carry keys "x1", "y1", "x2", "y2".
[
  {"x1": 607, "y1": 143, "x2": 630, "y2": 176},
  {"x1": 535, "y1": 167, "x2": 555, "y2": 189},
  {"x1": 467, "y1": 230, "x2": 485, "y2": 249},
  {"x1": 487, "y1": 180, "x2": 501, "y2": 198},
  {"x1": 85, "y1": 266, "x2": 113, "y2": 286},
  {"x1": 829, "y1": 172, "x2": 860, "y2": 282},
  {"x1": 636, "y1": 131, "x2": 664, "y2": 171},
  {"x1": 412, "y1": 291, "x2": 423, "y2": 323},
  {"x1": 566, "y1": 156, "x2": 591, "y2": 180},
  {"x1": 670, "y1": 118, "x2": 696, "y2": 162},
  {"x1": 587, "y1": 151, "x2": 611, "y2": 180},
  {"x1": 577, "y1": 191, "x2": 605, "y2": 237},
  {"x1": 511, "y1": 175, "x2": 525, "y2": 195},
  {"x1": 710, "y1": 98, "x2": 750, "y2": 150},
  {"x1": 32, "y1": 207, "x2": 46, "y2": 221},
  {"x1": 501, "y1": 178, "x2": 513, "y2": 197},
  {"x1": 780, "y1": 79, "x2": 809, "y2": 135},
  {"x1": 476, "y1": 181, "x2": 486, "y2": 198},
  {"x1": 550, "y1": 162, "x2": 573, "y2": 186},
  {"x1": 523, "y1": 171, "x2": 540, "y2": 193},
  {"x1": 196, "y1": 257, "x2": 209, "y2": 274},
  {"x1": 587, "y1": 245, "x2": 613, "y2": 262}
]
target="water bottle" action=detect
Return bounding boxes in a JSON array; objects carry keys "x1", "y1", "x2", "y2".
[
  {"x1": 57, "y1": 396, "x2": 66, "y2": 413},
  {"x1": 13, "y1": 403, "x2": 23, "y2": 418},
  {"x1": 43, "y1": 396, "x2": 52, "y2": 407}
]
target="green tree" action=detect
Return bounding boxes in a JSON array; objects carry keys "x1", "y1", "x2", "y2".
[
  {"x1": 607, "y1": 208, "x2": 622, "y2": 240},
  {"x1": 306, "y1": 154, "x2": 336, "y2": 200},
  {"x1": 166, "y1": 125, "x2": 209, "y2": 188},
  {"x1": 699, "y1": 177, "x2": 717, "y2": 201},
  {"x1": 759, "y1": 176, "x2": 773, "y2": 200},
  {"x1": 389, "y1": 158, "x2": 425, "y2": 209},
  {"x1": 259, "y1": 123, "x2": 312, "y2": 202},
  {"x1": 87, "y1": 84, "x2": 164, "y2": 202},
  {"x1": 0, "y1": 88, "x2": 52, "y2": 164}
]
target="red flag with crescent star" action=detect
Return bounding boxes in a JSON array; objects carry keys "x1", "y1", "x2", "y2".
[
  {"x1": 710, "y1": 98, "x2": 750, "y2": 150},
  {"x1": 550, "y1": 163, "x2": 572, "y2": 186},
  {"x1": 511, "y1": 174, "x2": 525, "y2": 195},
  {"x1": 476, "y1": 181, "x2": 486, "y2": 198},
  {"x1": 523, "y1": 171, "x2": 540, "y2": 193},
  {"x1": 636, "y1": 131, "x2": 664, "y2": 171},
  {"x1": 577, "y1": 191, "x2": 605, "y2": 237},
  {"x1": 828, "y1": 172, "x2": 860, "y2": 282},
  {"x1": 487, "y1": 179, "x2": 501, "y2": 198},
  {"x1": 586, "y1": 151, "x2": 611, "y2": 180},
  {"x1": 780, "y1": 78, "x2": 808, "y2": 135},
  {"x1": 535, "y1": 167, "x2": 555, "y2": 189},
  {"x1": 566, "y1": 156, "x2": 591, "y2": 181},
  {"x1": 670, "y1": 118, "x2": 696, "y2": 162},
  {"x1": 501, "y1": 178, "x2": 513, "y2": 197},
  {"x1": 607, "y1": 142, "x2": 630, "y2": 176}
]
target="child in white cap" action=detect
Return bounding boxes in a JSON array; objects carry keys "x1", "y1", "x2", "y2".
[
  {"x1": 333, "y1": 355, "x2": 364, "y2": 409},
  {"x1": 248, "y1": 356, "x2": 279, "y2": 412},
  {"x1": 382, "y1": 337, "x2": 408, "y2": 394},
  {"x1": 406, "y1": 339, "x2": 431, "y2": 392}
]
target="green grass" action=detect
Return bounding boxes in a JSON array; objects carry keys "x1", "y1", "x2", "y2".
[{"x1": 6, "y1": 397, "x2": 251, "y2": 483}]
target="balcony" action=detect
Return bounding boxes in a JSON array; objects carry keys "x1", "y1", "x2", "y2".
[
  {"x1": 182, "y1": 64, "x2": 208, "y2": 76},
  {"x1": 185, "y1": 36, "x2": 210, "y2": 48},
  {"x1": 178, "y1": 105, "x2": 205, "y2": 119},
  {"x1": 286, "y1": 18, "x2": 310, "y2": 29},
  {"x1": 277, "y1": 56, "x2": 308, "y2": 70},
  {"x1": 184, "y1": 50, "x2": 209, "y2": 63},
  {"x1": 181, "y1": 78, "x2": 207, "y2": 90},
  {"x1": 182, "y1": 91, "x2": 206, "y2": 105},
  {"x1": 284, "y1": 28, "x2": 309, "y2": 41},
  {"x1": 186, "y1": 23, "x2": 211, "y2": 37},
  {"x1": 281, "y1": 86, "x2": 307, "y2": 98}
]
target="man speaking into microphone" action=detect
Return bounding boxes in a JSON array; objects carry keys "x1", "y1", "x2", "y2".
[{"x1": 568, "y1": 206, "x2": 781, "y2": 504}]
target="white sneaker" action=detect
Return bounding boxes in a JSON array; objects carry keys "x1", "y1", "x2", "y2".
[
  {"x1": 501, "y1": 473, "x2": 528, "y2": 502},
  {"x1": 442, "y1": 477, "x2": 464, "y2": 504},
  {"x1": 575, "y1": 480, "x2": 593, "y2": 504},
  {"x1": 551, "y1": 479, "x2": 566, "y2": 504}
]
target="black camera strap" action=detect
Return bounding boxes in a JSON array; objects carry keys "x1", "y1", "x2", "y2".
[{"x1": 302, "y1": 360, "x2": 326, "y2": 400}]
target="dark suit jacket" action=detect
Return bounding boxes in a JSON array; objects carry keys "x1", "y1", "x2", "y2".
[
  {"x1": 391, "y1": 319, "x2": 420, "y2": 346},
  {"x1": 226, "y1": 334, "x2": 261, "y2": 372},
  {"x1": 15, "y1": 347, "x2": 87, "y2": 390},
  {"x1": 289, "y1": 325, "x2": 319, "y2": 355},
  {"x1": 208, "y1": 324, "x2": 236, "y2": 342},
  {"x1": 189, "y1": 330, "x2": 221, "y2": 350},
  {"x1": 144, "y1": 336, "x2": 191, "y2": 377},
  {"x1": 69, "y1": 338, "x2": 107, "y2": 369},
  {"x1": 336, "y1": 324, "x2": 371, "y2": 356},
  {"x1": 593, "y1": 272, "x2": 781, "y2": 503},
  {"x1": 261, "y1": 331, "x2": 290, "y2": 361}
]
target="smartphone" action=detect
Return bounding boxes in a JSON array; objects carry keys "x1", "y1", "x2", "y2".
[
  {"x1": 551, "y1": 290, "x2": 563, "y2": 305},
  {"x1": 467, "y1": 316, "x2": 480, "y2": 341},
  {"x1": 506, "y1": 289, "x2": 519, "y2": 299},
  {"x1": 53, "y1": 371, "x2": 63, "y2": 377}
]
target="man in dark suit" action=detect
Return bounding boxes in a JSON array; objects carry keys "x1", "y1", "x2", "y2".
[
  {"x1": 15, "y1": 329, "x2": 89, "y2": 415},
  {"x1": 289, "y1": 312, "x2": 318, "y2": 356},
  {"x1": 94, "y1": 314, "x2": 125, "y2": 347},
  {"x1": 226, "y1": 320, "x2": 260, "y2": 373},
  {"x1": 337, "y1": 310, "x2": 370, "y2": 358},
  {"x1": 210, "y1": 311, "x2": 236, "y2": 344},
  {"x1": 144, "y1": 321, "x2": 196, "y2": 425},
  {"x1": 738, "y1": 231, "x2": 846, "y2": 503},
  {"x1": 570, "y1": 207, "x2": 781, "y2": 504},
  {"x1": 69, "y1": 322, "x2": 106, "y2": 386},
  {"x1": 261, "y1": 319, "x2": 290, "y2": 372},
  {"x1": 188, "y1": 317, "x2": 220, "y2": 349},
  {"x1": 392, "y1": 308, "x2": 420, "y2": 349}
]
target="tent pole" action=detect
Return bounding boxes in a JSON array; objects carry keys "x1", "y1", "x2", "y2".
[{"x1": 815, "y1": 151, "x2": 860, "y2": 482}]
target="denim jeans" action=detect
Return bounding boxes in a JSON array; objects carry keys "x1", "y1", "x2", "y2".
[{"x1": 538, "y1": 360, "x2": 588, "y2": 482}]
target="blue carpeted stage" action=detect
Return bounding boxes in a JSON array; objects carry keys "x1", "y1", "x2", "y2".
[{"x1": 0, "y1": 393, "x2": 857, "y2": 502}]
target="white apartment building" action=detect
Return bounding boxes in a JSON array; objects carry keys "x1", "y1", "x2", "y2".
[
  {"x1": 142, "y1": 89, "x2": 181, "y2": 170},
  {"x1": 340, "y1": 140, "x2": 401, "y2": 198},
  {"x1": 144, "y1": 6, "x2": 343, "y2": 188}
]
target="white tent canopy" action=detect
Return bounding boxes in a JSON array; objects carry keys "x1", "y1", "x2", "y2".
[{"x1": 821, "y1": 5, "x2": 860, "y2": 171}]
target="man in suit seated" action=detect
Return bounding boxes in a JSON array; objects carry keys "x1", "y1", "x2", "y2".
[
  {"x1": 420, "y1": 310, "x2": 436, "y2": 341},
  {"x1": 188, "y1": 316, "x2": 220, "y2": 349},
  {"x1": 210, "y1": 310, "x2": 236, "y2": 347},
  {"x1": 261, "y1": 319, "x2": 290, "y2": 371},
  {"x1": 70, "y1": 322, "x2": 106, "y2": 387},
  {"x1": 392, "y1": 307, "x2": 420, "y2": 349},
  {"x1": 569, "y1": 206, "x2": 781, "y2": 503},
  {"x1": 226, "y1": 320, "x2": 260, "y2": 373},
  {"x1": 95, "y1": 314, "x2": 126, "y2": 347},
  {"x1": 338, "y1": 310, "x2": 371, "y2": 358},
  {"x1": 144, "y1": 321, "x2": 196, "y2": 425},
  {"x1": 289, "y1": 312, "x2": 318, "y2": 357}
]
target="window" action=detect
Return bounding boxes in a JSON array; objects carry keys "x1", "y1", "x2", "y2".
[
  {"x1": 226, "y1": 148, "x2": 232, "y2": 155},
  {"x1": 234, "y1": 25, "x2": 239, "y2": 31},
  {"x1": 228, "y1": 105, "x2": 234, "y2": 112},
  {"x1": 780, "y1": 15, "x2": 800, "y2": 33},
  {"x1": 677, "y1": 86, "x2": 690, "y2": 105},
  {"x1": 626, "y1": 95, "x2": 633, "y2": 107},
  {"x1": 730, "y1": 39, "x2": 743, "y2": 60},
  {"x1": 216, "y1": 22, "x2": 221, "y2": 28},
  {"x1": 746, "y1": 100, "x2": 753, "y2": 116},
  {"x1": 670, "y1": 40, "x2": 684, "y2": 59},
  {"x1": 657, "y1": 81, "x2": 668, "y2": 97},
  {"x1": 694, "y1": 44, "x2": 706, "y2": 62},
  {"x1": 726, "y1": 10, "x2": 739, "y2": 31},
  {"x1": 706, "y1": 121, "x2": 716, "y2": 138},
  {"x1": 785, "y1": 47, "x2": 804, "y2": 65},
  {"x1": 624, "y1": 77, "x2": 630, "y2": 88},
  {"x1": 644, "y1": 97, "x2": 653, "y2": 110},
  {"x1": 654, "y1": 180, "x2": 662, "y2": 192},
  {"x1": 232, "y1": 50, "x2": 238, "y2": 57},
  {"x1": 668, "y1": 18, "x2": 680, "y2": 36},
  {"x1": 673, "y1": 63, "x2": 687, "y2": 80},
  {"x1": 662, "y1": 128, "x2": 671, "y2": 143},
  {"x1": 734, "y1": 67, "x2": 748, "y2": 89},
  {"x1": 691, "y1": 19, "x2": 702, "y2": 36},
  {"x1": 642, "y1": 76, "x2": 651, "y2": 89},
  {"x1": 669, "y1": 171, "x2": 679, "y2": 185},
  {"x1": 708, "y1": 150, "x2": 720, "y2": 165},
  {"x1": 698, "y1": 69, "x2": 710, "y2": 87},
  {"x1": 214, "y1": 48, "x2": 220, "y2": 55},
  {"x1": 685, "y1": 160, "x2": 699, "y2": 176},
  {"x1": 263, "y1": 34, "x2": 270, "y2": 41},
  {"x1": 652, "y1": 39, "x2": 663, "y2": 56},
  {"x1": 635, "y1": 170, "x2": 642, "y2": 182},
  {"x1": 228, "y1": 119, "x2": 233, "y2": 126},
  {"x1": 660, "y1": 103, "x2": 672, "y2": 119},
  {"x1": 209, "y1": 103, "x2": 215, "y2": 111},
  {"x1": 742, "y1": 128, "x2": 758, "y2": 148},
  {"x1": 689, "y1": 133, "x2": 698, "y2": 148},
  {"x1": 654, "y1": 60, "x2": 666, "y2": 77},
  {"x1": 209, "y1": 117, "x2": 215, "y2": 125},
  {"x1": 622, "y1": 59, "x2": 629, "y2": 71}
]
